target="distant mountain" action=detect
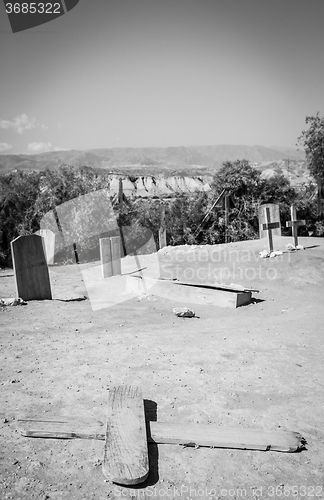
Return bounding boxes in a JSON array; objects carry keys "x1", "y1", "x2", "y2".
[
  {"x1": 0, "y1": 144, "x2": 306, "y2": 175},
  {"x1": 0, "y1": 144, "x2": 310, "y2": 191}
]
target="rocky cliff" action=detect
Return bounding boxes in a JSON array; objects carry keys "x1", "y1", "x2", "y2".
[{"x1": 109, "y1": 174, "x2": 212, "y2": 197}]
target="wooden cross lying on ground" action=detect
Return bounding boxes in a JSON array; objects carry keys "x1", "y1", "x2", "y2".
[
  {"x1": 286, "y1": 205, "x2": 306, "y2": 248},
  {"x1": 262, "y1": 207, "x2": 281, "y2": 253},
  {"x1": 17, "y1": 385, "x2": 306, "y2": 486}
]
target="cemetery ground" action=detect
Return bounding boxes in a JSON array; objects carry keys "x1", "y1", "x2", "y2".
[{"x1": 0, "y1": 236, "x2": 324, "y2": 500}]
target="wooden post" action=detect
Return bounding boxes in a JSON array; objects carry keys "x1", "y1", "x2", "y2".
[
  {"x1": 262, "y1": 207, "x2": 280, "y2": 253},
  {"x1": 73, "y1": 243, "x2": 79, "y2": 264},
  {"x1": 158, "y1": 204, "x2": 166, "y2": 249},
  {"x1": 110, "y1": 236, "x2": 121, "y2": 276},
  {"x1": 118, "y1": 178, "x2": 123, "y2": 211},
  {"x1": 286, "y1": 205, "x2": 306, "y2": 247},
  {"x1": 225, "y1": 194, "x2": 230, "y2": 243},
  {"x1": 118, "y1": 179, "x2": 127, "y2": 257},
  {"x1": 10, "y1": 235, "x2": 52, "y2": 301},
  {"x1": 100, "y1": 237, "x2": 113, "y2": 278},
  {"x1": 317, "y1": 178, "x2": 322, "y2": 217}
]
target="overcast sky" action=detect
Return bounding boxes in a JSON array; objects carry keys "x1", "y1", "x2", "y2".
[{"x1": 0, "y1": 0, "x2": 324, "y2": 155}]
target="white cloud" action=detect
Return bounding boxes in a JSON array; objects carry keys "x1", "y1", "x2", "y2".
[
  {"x1": 27, "y1": 142, "x2": 65, "y2": 154},
  {"x1": 0, "y1": 113, "x2": 45, "y2": 134},
  {"x1": 0, "y1": 142, "x2": 13, "y2": 153},
  {"x1": 27, "y1": 142, "x2": 54, "y2": 153}
]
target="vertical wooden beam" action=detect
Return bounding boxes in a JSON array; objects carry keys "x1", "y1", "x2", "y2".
[
  {"x1": 265, "y1": 207, "x2": 274, "y2": 253},
  {"x1": 103, "y1": 385, "x2": 149, "y2": 485},
  {"x1": 118, "y1": 178, "x2": 123, "y2": 212},
  {"x1": 290, "y1": 205, "x2": 298, "y2": 247},
  {"x1": 318, "y1": 178, "x2": 322, "y2": 217},
  {"x1": 100, "y1": 237, "x2": 113, "y2": 278},
  {"x1": 73, "y1": 243, "x2": 79, "y2": 264},
  {"x1": 158, "y1": 203, "x2": 166, "y2": 249},
  {"x1": 225, "y1": 195, "x2": 230, "y2": 243}
]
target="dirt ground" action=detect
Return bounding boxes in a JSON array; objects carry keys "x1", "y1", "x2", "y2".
[{"x1": 1, "y1": 236, "x2": 324, "y2": 500}]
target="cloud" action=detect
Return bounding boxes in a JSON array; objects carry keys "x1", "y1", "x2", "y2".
[
  {"x1": 27, "y1": 142, "x2": 65, "y2": 153},
  {"x1": 0, "y1": 142, "x2": 13, "y2": 153},
  {"x1": 27, "y1": 142, "x2": 53, "y2": 153},
  {"x1": 0, "y1": 113, "x2": 39, "y2": 134}
]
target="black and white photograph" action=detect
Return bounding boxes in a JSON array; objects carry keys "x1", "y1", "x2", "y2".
[{"x1": 1, "y1": 1, "x2": 324, "y2": 498}]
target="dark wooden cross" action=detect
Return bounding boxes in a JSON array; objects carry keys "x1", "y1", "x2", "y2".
[
  {"x1": 286, "y1": 205, "x2": 306, "y2": 247},
  {"x1": 262, "y1": 207, "x2": 280, "y2": 253}
]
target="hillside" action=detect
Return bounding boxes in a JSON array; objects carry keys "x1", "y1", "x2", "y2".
[{"x1": 0, "y1": 145, "x2": 310, "y2": 198}]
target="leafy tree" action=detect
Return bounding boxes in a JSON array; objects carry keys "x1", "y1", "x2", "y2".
[
  {"x1": 0, "y1": 170, "x2": 41, "y2": 267},
  {"x1": 297, "y1": 112, "x2": 324, "y2": 215},
  {"x1": 209, "y1": 160, "x2": 263, "y2": 241},
  {"x1": 211, "y1": 159, "x2": 262, "y2": 199}
]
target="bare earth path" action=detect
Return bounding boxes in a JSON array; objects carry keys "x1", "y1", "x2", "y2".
[{"x1": 1, "y1": 236, "x2": 323, "y2": 499}]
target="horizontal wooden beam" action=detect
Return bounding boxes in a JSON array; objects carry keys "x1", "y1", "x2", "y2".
[
  {"x1": 127, "y1": 276, "x2": 252, "y2": 308},
  {"x1": 286, "y1": 220, "x2": 306, "y2": 228},
  {"x1": 262, "y1": 222, "x2": 280, "y2": 230},
  {"x1": 17, "y1": 416, "x2": 306, "y2": 453}
]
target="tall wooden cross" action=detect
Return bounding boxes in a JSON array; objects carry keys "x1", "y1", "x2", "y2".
[
  {"x1": 158, "y1": 203, "x2": 167, "y2": 249},
  {"x1": 286, "y1": 205, "x2": 306, "y2": 248},
  {"x1": 262, "y1": 207, "x2": 280, "y2": 253}
]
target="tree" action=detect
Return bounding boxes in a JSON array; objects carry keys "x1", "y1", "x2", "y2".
[
  {"x1": 211, "y1": 159, "x2": 262, "y2": 199},
  {"x1": 0, "y1": 170, "x2": 41, "y2": 267},
  {"x1": 297, "y1": 112, "x2": 324, "y2": 215},
  {"x1": 209, "y1": 160, "x2": 263, "y2": 241}
]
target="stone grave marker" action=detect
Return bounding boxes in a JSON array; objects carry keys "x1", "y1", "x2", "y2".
[
  {"x1": 99, "y1": 236, "x2": 121, "y2": 278},
  {"x1": 35, "y1": 228, "x2": 55, "y2": 265},
  {"x1": 110, "y1": 236, "x2": 122, "y2": 276},
  {"x1": 100, "y1": 237, "x2": 113, "y2": 278},
  {"x1": 286, "y1": 205, "x2": 306, "y2": 247},
  {"x1": 262, "y1": 207, "x2": 281, "y2": 253},
  {"x1": 11, "y1": 234, "x2": 52, "y2": 301},
  {"x1": 259, "y1": 203, "x2": 281, "y2": 238}
]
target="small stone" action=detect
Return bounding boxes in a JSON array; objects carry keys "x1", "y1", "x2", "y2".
[
  {"x1": 173, "y1": 307, "x2": 195, "y2": 318},
  {"x1": 259, "y1": 250, "x2": 269, "y2": 258}
]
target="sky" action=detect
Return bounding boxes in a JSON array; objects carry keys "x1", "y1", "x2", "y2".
[{"x1": 0, "y1": 0, "x2": 324, "y2": 155}]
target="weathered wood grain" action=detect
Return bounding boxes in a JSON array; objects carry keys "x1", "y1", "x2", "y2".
[
  {"x1": 102, "y1": 385, "x2": 149, "y2": 485},
  {"x1": 17, "y1": 416, "x2": 306, "y2": 453},
  {"x1": 127, "y1": 275, "x2": 252, "y2": 308}
]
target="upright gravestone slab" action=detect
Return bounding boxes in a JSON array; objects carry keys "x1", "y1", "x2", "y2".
[
  {"x1": 111, "y1": 236, "x2": 122, "y2": 276},
  {"x1": 11, "y1": 235, "x2": 52, "y2": 301},
  {"x1": 259, "y1": 203, "x2": 281, "y2": 238},
  {"x1": 100, "y1": 237, "x2": 113, "y2": 278},
  {"x1": 35, "y1": 229, "x2": 55, "y2": 265}
]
